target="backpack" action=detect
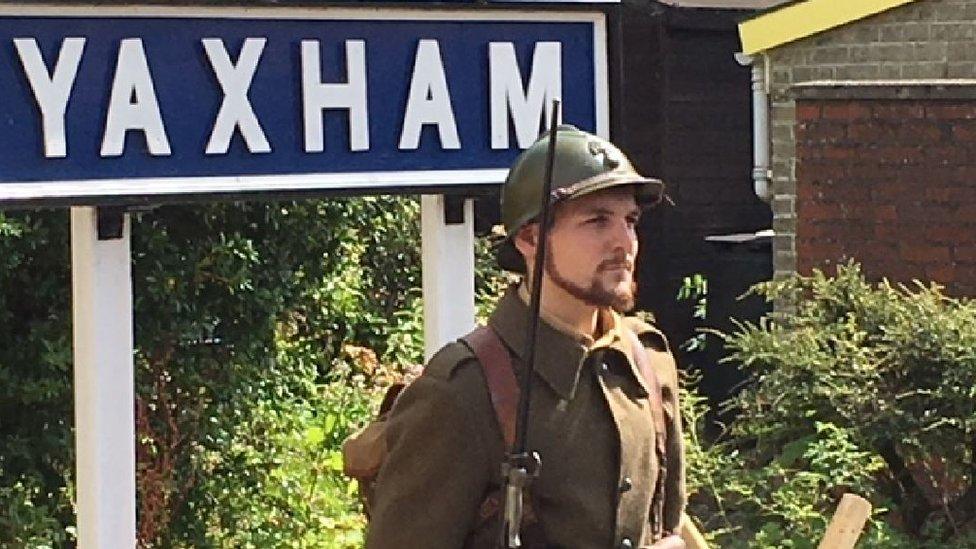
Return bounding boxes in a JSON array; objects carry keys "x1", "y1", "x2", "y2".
[{"x1": 342, "y1": 323, "x2": 669, "y2": 541}]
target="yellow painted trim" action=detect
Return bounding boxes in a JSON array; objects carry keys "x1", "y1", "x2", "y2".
[{"x1": 739, "y1": 0, "x2": 918, "y2": 55}]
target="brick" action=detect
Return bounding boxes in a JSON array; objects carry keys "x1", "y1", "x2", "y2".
[
  {"x1": 773, "y1": 209, "x2": 796, "y2": 225},
  {"x1": 796, "y1": 102, "x2": 822, "y2": 121},
  {"x1": 952, "y1": 124, "x2": 976, "y2": 141},
  {"x1": 823, "y1": 102, "x2": 873, "y2": 120},
  {"x1": 798, "y1": 200, "x2": 844, "y2": 221},
  {"x1": 925, "y1": 145, "x2": 970, "y2": 164},
  {"x1": 932, "y1": 22, "x2": 976, "y2": 41},
  {"x1": 948, "y1": 41, "x2": 976, "y2": 62},
  {"x1": 834, "y1": 184, "x2": 874, "y2": 203},
  {"x1": 881, "y1": 145, "x2": 927, "y2": 165},
  {"x1": 834, "y1": 64, "x2": 884, "y2": 80},
  {"x1": 914, "y1": 42, "x2": 948, "y2": 62},
  {"x1": 900, "y1": 244, "x2": 951, "y2": 262},
  {"x1": 927, "y1": 224, "x2": 967, "y2": 243},
  {"x1": 947, "y1": 62, "x2": 976, "y2": 78},
  {"x1": 792, "y1": 65, "x2": 836, "y2": 82},
  {"x1": 772, "y1": 196, "x2": 796, "y2": 215},
  {"x1": 829, "y1": 24, "x2": 881, "y2": 45},
  {"x1": 875, "y1": 205, "x2": 898, "y2": 221},
  {"x1": 873, "y1": 102, "x2": 926, "y2": 119},
  {"x1": 933, "y1": 2, "x2": 973, "y2": 22},
  {"x1": 771, "y1": 68, "x2": 793, "y2": 87},
  {"x1": 911, "y1": 2, "x2": 939, "y2": 22},
  {"x1": 954, "y1": 245, "x2": 976, "y2": 262},
  {"x1": 886, "y1": 23, "x2": 934, "y2": 43},
  {"x1": 925, "y1": 264, "x2": 957, "y2": 283},
  {"x1": 895, "y1": 122, "x2": 945, "y2": 142},
  {"x1": 771, "y1": 102, "x2": 798, "y2": 121},
  {"x1": 774, "y1": 250, "x2": 797, "y2": 272},
  {"x1": 874, "y1": 223, "x2": 901, "y2": 242},
  {"x1": 799, "y1": 240, "x2": 847, "y2": 261},
  {"x1": 824, "y1": 145, "x2": 857, "y2": 160},
  {"x1": 879, "y1": 24, "x2": 905, "y2": 42},
  {"x1": 925, "y1": 187, "x2": 956, "y2": 202},
  {"x1": 860, "y1": 242, "x2": 901, "y2": 262},
  {"x1": 880, "y1": 63, "x2": 904, "y2": 79},
  {"x1": 773, "y1": 234, "x2": 796, "y2": 252},
  {"x1": 851, "y1": 43, "x2": 907, "y2": 63},
  {"x1": 894, "y1": 165, "x2": 936, "y2": 185},
  {"x1": 927, "y1": 104, "x2": 976, "y2": 120},
  {"x1": 900, "y1": 63, "x2": 949, "y2": 79},
  {"x1": 898, "y1": 202, "x2": 961, "y2": 222},
  {"x1": 847, "y1": 121, "x2": 890, "y2": 142},
  {"x1": 773, "y1": 177, "x2": 796, "y2": 197},
  {"x1": 958, "y1": 204, "x2": 976, "y2": 220}
]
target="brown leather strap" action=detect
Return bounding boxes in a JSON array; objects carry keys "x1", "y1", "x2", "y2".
[
  {"x1": 460, "y1": 326, "x2": 545, "y2": 545},
  {"x1": 461, "y1": 325, "x2": 519, "y2": 450}
]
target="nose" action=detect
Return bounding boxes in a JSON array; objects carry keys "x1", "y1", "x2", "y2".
[{"x1": 609, "y1": 218, "x2": 638, "y2": 255}]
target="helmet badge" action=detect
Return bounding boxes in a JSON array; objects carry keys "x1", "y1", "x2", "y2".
[{"x1": 587, "y1": 139, "x2": 622, "y2": 170}]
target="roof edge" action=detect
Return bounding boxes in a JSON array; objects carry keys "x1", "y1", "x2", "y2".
[{"x1": 738, "y1": 0, "x2": 918, "y2": 55}]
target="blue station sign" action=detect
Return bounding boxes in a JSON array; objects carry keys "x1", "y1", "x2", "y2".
[{"x1": 0, "y1": 5, "x2": 608, "y2": 206}]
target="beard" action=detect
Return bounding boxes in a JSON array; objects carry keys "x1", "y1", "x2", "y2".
[{"x1": 544, "y1": 250, "x2": 637, "y2": 313}]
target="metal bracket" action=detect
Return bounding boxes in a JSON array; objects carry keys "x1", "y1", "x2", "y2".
[
  {"x1": 96, "y1": 206, "x2": 125, "y2": 240},
  {"x1": 443, "y1": 195, "x2": 466, "y2": 225}
]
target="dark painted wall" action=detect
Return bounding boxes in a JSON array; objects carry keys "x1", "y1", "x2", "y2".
[{"x1": 611, "y1": 2, "x2": 771, "y2": 385}]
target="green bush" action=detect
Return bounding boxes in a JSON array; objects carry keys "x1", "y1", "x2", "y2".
[
  {"x1": 0, "y1": 197, "x2": 507, "y2": 547},
  {"x1": 685, "y1": 262, "x2": 976, "y2": 547}
]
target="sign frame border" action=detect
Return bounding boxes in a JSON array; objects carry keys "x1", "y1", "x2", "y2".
[{"x1": 0, "y1": 4, "x2": 609, "y2": 208}]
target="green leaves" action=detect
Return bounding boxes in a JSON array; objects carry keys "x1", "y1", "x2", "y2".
[{"x1": 691, "y1": 262, "x2": 976, "y2": 547}]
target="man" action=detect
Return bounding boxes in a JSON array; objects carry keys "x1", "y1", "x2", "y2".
[{"x1": 367, "y1": 126, "x2": 686, "y2": 549}]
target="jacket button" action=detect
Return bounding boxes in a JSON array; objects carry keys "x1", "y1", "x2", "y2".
[
  {"x1": 619, "y1": 538, "x2": 634, "y2": 549},
  {"x1": 619, "y1": 476, "x2": 633, "y2": 493}
]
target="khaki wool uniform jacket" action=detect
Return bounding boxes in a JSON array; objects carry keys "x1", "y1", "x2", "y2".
[{"x1": 367, "y1": 287, "x2": 686, "y2": 549}]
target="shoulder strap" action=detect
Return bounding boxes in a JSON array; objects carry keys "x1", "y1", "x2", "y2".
[
  {"x1": 461, "y1": 325, "x2": 518, "y2": 450},
  {"x1": 625, "y1": 328, "x2": 668, "y2": 446}
]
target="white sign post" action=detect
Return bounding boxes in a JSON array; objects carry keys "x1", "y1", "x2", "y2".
[
  {"x1": 421, "y1": 195, "x2": 477, "y2": 360},
  {"x1": 70, "y1": 206, "x2": 136, "y2": 548}
]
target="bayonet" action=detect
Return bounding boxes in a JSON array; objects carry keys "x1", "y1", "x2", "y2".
[{"x1": 499, "y1": 98, "x2": 561, "y2": 549}]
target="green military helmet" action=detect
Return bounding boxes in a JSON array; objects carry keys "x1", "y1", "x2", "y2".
[{"x1": 497, "y1": 125, "x2": 665, "y2": 273}]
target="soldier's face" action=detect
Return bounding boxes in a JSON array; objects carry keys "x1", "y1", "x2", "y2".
[{"x1": 544, "y1": 187, "x2": 640, "y2": 312}]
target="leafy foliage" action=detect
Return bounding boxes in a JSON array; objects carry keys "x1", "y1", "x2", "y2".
[
  {"x1": 0, "y1": 197, "x2": 508, "y2": 547},
  {"x1": 685, "y1": 262, "x2": 976, "y2": 547}
]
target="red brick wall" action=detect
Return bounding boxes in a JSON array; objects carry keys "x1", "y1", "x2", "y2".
[{"x1": 795, "y1": 98, "x2": 976, "y2": 296}]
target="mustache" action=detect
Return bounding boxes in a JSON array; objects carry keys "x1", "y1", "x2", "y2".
[{"x1": 596, "y1": 256, "x2": 634, "y2": 272}]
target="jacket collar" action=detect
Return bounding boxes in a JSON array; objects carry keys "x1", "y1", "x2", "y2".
[{"x1": 488, "y1": 285, "x2": 641, "y2": 400}]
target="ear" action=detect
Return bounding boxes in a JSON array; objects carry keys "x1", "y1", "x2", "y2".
[{"x1": 513, "y1": 223, "x2": 538, "y2": 262}]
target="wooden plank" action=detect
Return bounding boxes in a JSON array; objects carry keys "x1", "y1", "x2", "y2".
[
  {"x1": 818, "y1": 494, "x2": 873, "y2": 549},
  {"x1": 680, "y1": 513, "x2": 710, "y2": 549}
]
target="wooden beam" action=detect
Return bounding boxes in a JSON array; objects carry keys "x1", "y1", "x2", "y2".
[
  {"x1": 818, "y1": 494, "x2": 873, "y2": 549},
  {"x1": 680, "y1": 513, "x2": 709, "y2": 549}
]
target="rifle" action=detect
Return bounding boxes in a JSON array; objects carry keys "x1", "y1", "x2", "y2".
[{"x1": 498, "y1": 98, "x2": 562, "y2": 549}]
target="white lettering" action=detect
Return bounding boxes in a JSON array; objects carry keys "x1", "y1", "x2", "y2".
[
  {"x1": 399, "y1": 39, "x2": 459, "y2": 150},
  {"x1": 489, "y1": 41, "x2": 562, "y2": 150},
  {"x1": 14, "y1": 37, "x2": 85, "y2": 158},
  {"x1": 101, "y1": 38, "x2": 171, "y2": 157},
  {"x1": 301, "y1": 39, "x2": 369, "y2": 152},
  {"x1": 202, "y1": 38, "x2": 271, "y2": 155}
]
